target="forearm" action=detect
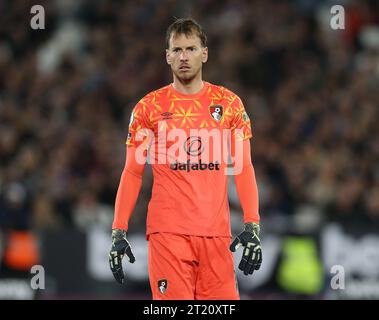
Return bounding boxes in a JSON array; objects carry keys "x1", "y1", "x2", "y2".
[
  {"x1": 112, "y1": 146, "x2": 145, "y2": 231},
  {"x1": 234, "y1": 164, "x2": 260, "y2": 224},
  {"x1": 112, "y1": 169, "x2": 143, "y2": 230},
  {"x1": 232, "y1": 139, "x2": 260, "y2": 224}
]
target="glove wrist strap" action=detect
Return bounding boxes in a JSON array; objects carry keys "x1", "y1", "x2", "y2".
[
  {"x1": 245, "y1": 222, "x2": 260, "y2": 235},
  {"x1": 112, "y1": 229, "x2": 127, "y2": 241}
]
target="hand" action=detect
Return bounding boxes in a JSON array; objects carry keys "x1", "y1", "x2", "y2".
[
  {"x1": 109, "y1": 229, "x2": 135, "y2": 284},
  {"x1": 230, "y1": 222, "x2": 262, "y2": 275}
]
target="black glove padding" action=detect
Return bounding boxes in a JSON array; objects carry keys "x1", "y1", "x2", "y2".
[
  {"x1": 230, "y1": 222, "x2": 262, "y2": 276},
  {"x1": 109, "y1": 229, "x2": 135, "y2": 284}
]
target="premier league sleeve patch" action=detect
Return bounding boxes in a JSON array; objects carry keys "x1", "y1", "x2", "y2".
[
  {"x1": 126, "y1": 132, "x2": 132, "y2": 144},
  {"x1": 242, "y1": 111, "x2": 250, "y2": 123}
]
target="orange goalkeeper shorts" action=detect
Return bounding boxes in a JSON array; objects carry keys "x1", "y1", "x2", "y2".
[{"x1": 148, "y1": 232, "x2": 240, "y2": 300}]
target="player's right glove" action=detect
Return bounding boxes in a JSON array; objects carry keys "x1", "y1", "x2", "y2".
[
  {"x1": 109, "y1": 229, "x2": 135, "y2": 284},
  {"x1": 230, "y1": 222, "x2": 262, "y2": 276}
]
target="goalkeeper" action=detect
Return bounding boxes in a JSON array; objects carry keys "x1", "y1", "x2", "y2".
[{"x1": 109, "y1": 18, "x2": 262, "y2": 300}]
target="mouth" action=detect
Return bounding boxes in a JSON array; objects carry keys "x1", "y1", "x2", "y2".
[{"x1": 179, "y1": 65, "x2": 191, "y2": 71}]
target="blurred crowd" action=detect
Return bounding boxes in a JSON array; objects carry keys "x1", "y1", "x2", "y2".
[{"x1": 0, "y1": 0, "x2": 379, "y2": 234}]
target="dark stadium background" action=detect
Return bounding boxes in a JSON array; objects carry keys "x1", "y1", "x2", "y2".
[{"x1": 0, "y1": 0, "x2": 378, "y2": 300}]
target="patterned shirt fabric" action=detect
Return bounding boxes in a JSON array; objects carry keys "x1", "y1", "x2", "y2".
[{"x1": 126, "y1": 81, "x2": 252, "y2": 237}]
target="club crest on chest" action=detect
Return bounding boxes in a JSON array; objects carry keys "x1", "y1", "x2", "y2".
[{"x1": 209, "y1": 105, "x2": 223, "y2": 122}]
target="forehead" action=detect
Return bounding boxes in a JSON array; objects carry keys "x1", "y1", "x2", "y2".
[{"x1": 169, "y1": 32, "x2": 202, "y2": 48}]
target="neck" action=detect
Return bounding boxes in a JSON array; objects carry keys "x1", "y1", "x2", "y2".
[{"x1": 172, "y1": 73, "x2": 204, "y2": 95}]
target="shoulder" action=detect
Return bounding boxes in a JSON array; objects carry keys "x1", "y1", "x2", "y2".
[
  {"x1": 207, "y1": 82, "x2": 242, "y2": 103},
  {"x1": 137, "y1": 85, "x2": 171, "y2": 106},
  {"x1": 131, "y1": 85, "x2": 171, "y2": 121}
]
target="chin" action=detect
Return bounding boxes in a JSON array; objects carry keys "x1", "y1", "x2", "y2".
[{"x1": 175, "y1": 71, "x2": 196, "y2": 82}]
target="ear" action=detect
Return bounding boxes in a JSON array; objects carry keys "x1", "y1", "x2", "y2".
[
  {"x1": 202, "y1": 47, "x2": 208, "y2": 63},
  {"x1": 166, "y1": 49, "x2": 171, "y2": 65}
]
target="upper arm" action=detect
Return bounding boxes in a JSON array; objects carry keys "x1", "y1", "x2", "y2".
[
  {"x1": 124, "y1": 145, "x2": 146, "y2": 177},
  {"x1": 126, "y1": 99, "x2": 154, "y2": 149},
  {"x1": 231, "y1": 138, "x2": 252, "y2": 175},
  {"x1": 229, "y1": 95, "x2": 253, "y2": 142},
  {"x1": 228, "y1": 93, "x2": 253, "y2": 171}
]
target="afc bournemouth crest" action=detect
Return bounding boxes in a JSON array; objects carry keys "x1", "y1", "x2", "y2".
[
  {"x1": 209, "y1": 105, "x2": 223, "y2": 122},
  {"x1": 158, "y1": 279, "x2": 168, "y2": 294}
]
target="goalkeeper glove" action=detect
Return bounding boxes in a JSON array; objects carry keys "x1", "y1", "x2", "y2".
[
  {"x1": 109, "y1": 229, "x2": 135, "y2": 284},
  {"x1": 230, "y1": 222, "x2": 262, "y2": 275}
]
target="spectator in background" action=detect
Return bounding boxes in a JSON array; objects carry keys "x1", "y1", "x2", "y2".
[{"x1": 0, "y1": 0, "x2": 378, "y2": 236}]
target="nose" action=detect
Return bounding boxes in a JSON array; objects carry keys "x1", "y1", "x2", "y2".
[{"x1": 179, "y1": 51, "x2": 188, "y2": 61}]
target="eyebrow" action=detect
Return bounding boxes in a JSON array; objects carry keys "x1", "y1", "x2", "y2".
[{"x1": 172, "y1": 45, "x2": 197, "y2": 50}]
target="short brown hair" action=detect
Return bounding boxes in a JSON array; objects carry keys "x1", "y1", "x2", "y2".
[{"x1": 166, "y1": 18, "x2": 207, "y2": 49}]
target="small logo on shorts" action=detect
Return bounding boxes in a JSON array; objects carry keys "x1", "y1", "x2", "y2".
[{"x1": 158, "y1": 279, "x2": 168, "y2": 294}]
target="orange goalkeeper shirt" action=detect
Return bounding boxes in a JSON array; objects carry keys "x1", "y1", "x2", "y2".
[{"x1": 126, "y1": 81, "x2": 254, "y2": 237}]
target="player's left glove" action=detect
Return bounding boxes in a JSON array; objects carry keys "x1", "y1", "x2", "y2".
[
  {"x1": 109, "y1": 229, "x2": 135, "y2": 284},
  {"x1": 230, "y1": 222, "x2": 262, "y2": 275}
]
